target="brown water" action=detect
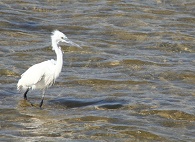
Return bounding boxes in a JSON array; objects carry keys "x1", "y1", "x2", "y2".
[{"x1": 0, "y1": 0, "x2": 195, "y2": 141}]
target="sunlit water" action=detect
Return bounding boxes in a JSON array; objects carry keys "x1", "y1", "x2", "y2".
[{"x1": 0, "y1": 0, "x2": 195, "y2": 141}]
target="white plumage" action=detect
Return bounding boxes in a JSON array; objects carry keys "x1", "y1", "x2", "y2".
[
  {"x1": 18, "y1": 60, "x2": 56, "y2": 90},
  {"x1": 17, "y1": 30, "x2": 80, "y2": 107}
]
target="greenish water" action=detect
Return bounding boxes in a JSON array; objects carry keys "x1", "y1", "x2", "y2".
[{"x1": 0, "y1": 0, "x2": 195, "y2": 141}]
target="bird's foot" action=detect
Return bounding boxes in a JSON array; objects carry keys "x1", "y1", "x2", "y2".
[{"x1": 24, "y1": 96, "x2": 27, "y2": 100}]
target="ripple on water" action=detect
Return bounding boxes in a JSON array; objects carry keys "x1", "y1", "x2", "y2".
[
  {"x1": 49, "y1": 98, "x2": 125, "y2": 110},
  {"x1": 0, "y1": 0, "x2": 195, "y2": 141}
]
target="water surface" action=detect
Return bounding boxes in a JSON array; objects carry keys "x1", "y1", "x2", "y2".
[{"x1": 0, "y1": 0, "x2": 195, "y2": 141}]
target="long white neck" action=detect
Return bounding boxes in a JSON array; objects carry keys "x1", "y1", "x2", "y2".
[{"x1": 52, "y1": 39, "x2": 63, "y2": 79}]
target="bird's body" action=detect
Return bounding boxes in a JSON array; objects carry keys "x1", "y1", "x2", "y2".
[
  {"x1": 17, "y1": 30, "x2": 80, "y2": 107},
  {"x1": 17, "y1": 59, "x2": 58, "y2": 91}
]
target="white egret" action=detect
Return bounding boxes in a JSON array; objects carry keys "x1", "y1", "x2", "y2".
[{"x1": 17, "y1": 30, "x2": 81, "y2": 108}]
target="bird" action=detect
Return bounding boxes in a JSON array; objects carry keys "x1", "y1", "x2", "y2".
[{"x1": 17, "y1": 30, "x2": 81, "y2": 108}]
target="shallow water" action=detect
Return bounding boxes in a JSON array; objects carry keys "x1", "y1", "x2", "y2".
[{"x1": 0, "y1": 0, "x2": 195, "y2": 141}]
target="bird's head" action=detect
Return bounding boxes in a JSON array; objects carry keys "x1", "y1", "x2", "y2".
[{"x1": 51, "y1": 30, "x2": 81, "y2": 50}]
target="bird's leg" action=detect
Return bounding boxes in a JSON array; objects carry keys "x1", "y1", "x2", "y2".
[
  {"x1": 40, "y1": 100, "x2": 43, "y2": 108},
  {"x1": 24, "y1": 88, "x2": 29, "y2": 100},
  {"x1": 39, "y1": 90, "x2": 45, "y2": 108}
]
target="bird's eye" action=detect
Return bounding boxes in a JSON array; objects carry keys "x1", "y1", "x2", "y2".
[{"x1": 61, "y1": 37, "x2": 64, "y2": 39}]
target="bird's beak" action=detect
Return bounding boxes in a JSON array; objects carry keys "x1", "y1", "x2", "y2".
[{"x1": 63, "y1": 38, "x2": 82, "y2": 48}]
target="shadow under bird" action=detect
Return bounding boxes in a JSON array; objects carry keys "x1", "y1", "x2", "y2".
[{"x1": 17, "y1": 30, "x2": 81, "y2": 108}]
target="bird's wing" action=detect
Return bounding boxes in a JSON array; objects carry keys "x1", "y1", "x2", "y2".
[
  {"x1": 50, "y1": 59, "x2": 56, "y2": 65},
  {"x1": 42, "y1": 59, "x2": 57, "y2": 87},
  {"x1": 18, "y1": 60, "x2": 56, "y2": 89}
]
